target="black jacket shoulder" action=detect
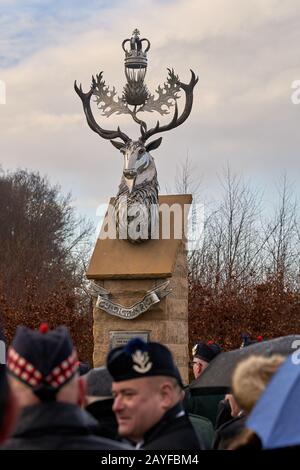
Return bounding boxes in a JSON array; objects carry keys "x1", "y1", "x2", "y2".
[
  {"x1": 142, "y1": 403, "x2": 203, "y2": 451},
  {"x1": 1, "y1": 402, "x2": 130, "y2": 451}
]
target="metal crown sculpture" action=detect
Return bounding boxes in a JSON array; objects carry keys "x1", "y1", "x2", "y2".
[{"x1": 75, "y1": 29, "x2": 198, "y2": 243}]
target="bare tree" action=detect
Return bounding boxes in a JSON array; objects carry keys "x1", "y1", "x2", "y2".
[
  {"x1": 189, "y1": 167, "x2": 264, "y2": 293},
  {"x1": 263, "y1": 174, "x2": 300, "y2": 291},
  {"x1": 187, "y1": 167, "x2": 300, "y2": 349},
  {"x1": 0, "y1": 169, "x2": 93, "y2": 310}
]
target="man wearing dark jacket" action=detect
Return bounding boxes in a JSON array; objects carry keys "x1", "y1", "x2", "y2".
[
  {"x1": 84, "y1": 366, "x2": 118, "y2": 440},
  {"x1": 185, "y1": 341, "x2": 223, "y2": 427},
  {"x1": 2, "y1": 324, "x2": 129, "y2": 450},
  {"x1": 107, "y1": 338, "x2": 203, "y2": 450}
]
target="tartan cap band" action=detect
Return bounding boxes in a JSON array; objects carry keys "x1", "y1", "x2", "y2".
[{"x1": 7, "y1": 347, "x2": 78, "y2": 391}]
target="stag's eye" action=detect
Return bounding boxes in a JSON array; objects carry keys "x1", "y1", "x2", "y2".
[{"x1": 138, "y1": 148, "x2": 145, "y2": 157}]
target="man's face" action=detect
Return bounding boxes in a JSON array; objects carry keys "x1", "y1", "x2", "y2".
[
  {"x1": 191, "y1": 358, "x2": 208, "y2": 379},
  {"x1": 112, "y1": 377, "x2": 165, "y2": 443}
]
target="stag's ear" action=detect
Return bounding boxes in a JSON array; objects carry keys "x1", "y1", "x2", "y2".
[
  {"x1": 110, "y1": 140, "x2": 125, "y2": 151},
  {"x1": 145, "y1": 137, "x2": 163, "y2": 152}
]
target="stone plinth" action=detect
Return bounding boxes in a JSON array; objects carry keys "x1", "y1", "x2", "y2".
[{"x1": 87, "y1": 195, "x2": 191, "y2": 384}]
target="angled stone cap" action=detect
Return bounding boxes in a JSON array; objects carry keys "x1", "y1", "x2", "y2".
[{"x1": 86, "y1": 194, "x2": 192, "y2": 280}]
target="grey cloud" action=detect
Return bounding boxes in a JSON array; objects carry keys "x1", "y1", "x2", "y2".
[{"x1": 0, "y1": 0, "x2": 299, "y2": 226}]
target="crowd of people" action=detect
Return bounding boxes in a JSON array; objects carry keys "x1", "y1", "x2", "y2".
[{"x1": 0, "y1": 323, "x2": 299, "y2": 451}]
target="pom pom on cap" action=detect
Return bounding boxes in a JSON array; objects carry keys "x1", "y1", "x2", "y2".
[{"x1": 39, "y1": 323, "x2": 49, "y2": 334}]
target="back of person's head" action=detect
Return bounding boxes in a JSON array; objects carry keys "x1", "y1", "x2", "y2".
[
  {"x1": 85, "y1": 366, "x2": 113, "y2": 400},
  {"x1": 7, "y1": 323, "x2": 83, "y2": 407},
  {"x1": 232, "y1": 355, "x2": 285, "y2": 414}
]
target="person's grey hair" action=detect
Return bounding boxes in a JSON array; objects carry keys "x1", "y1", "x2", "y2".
[{"x1": 85, "y1": 366, "x2": 113, "y2": 398}]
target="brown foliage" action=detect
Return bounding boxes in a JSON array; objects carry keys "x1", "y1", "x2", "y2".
[
  {"x1": 185, "y1": 169, "x2": 300, "y2": 353},
  {"x1": 0, "y1": 278, "x2": 93, "y2": 363},
  {"x1": 188, "y1": 275, "x2": 300, "y2": 352},
  {"x1": 0, "y1": 169, "x2": 94, "y2": 362},
  {"x1": 0, "y1": 169, "x2": 93, "y2": 310}
]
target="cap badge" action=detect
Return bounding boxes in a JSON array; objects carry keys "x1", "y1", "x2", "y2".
[
  {"x1": 192, "y1": 344, "x2": 197, "y2": 357},
  {"x1": 132, "y1": 350, "x2": 152, "y2": 374}
]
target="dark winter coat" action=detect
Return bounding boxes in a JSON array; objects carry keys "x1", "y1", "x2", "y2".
[
  {"x1": 141, "y1": 403, "x2": 204, "y2": 451},
  {"x1": 85, "y1": 398, "x2": 119, "y2": 440},
  {"x1": 213, "y1": 414, "x2": 247, "y2": 450},
  {"x1": 1, "y1": 401, "x2": 130, "y2": 450}
]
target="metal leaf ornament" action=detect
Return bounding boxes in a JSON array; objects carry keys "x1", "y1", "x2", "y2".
[
  {"x1": 140, "y1": 68, "x2": 181, "y2": 115},
  {"x1": 92, "y1": 72, "x2": 130, "y2": 117},
  {"x1": 132, "y1": 350, "x2": 153, "y2": 374}
]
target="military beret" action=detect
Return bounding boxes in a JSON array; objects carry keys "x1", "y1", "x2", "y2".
[
  {"x1": 240, "y1": 334, "x2": 264, "y2": 349},
  {"x1": 7, "y1": 324, "x2": 78, "y2": 401},
  {"x1": 192, "y1": 341, "x2": 221, "y2": 363},
  {"x1": 107, "y1": 338, "x2": 183, "y2": 388}
]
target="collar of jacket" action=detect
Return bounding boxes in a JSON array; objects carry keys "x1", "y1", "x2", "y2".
[
  {"x1": 142, "y1": 402, "x2": 186, "y2": 443},
  {"x1": 85, "y1": 398, "x2": 115, "y2": 419},
  {"x1": 12, "y1": 402, "x2": 100, "y2": 438}
]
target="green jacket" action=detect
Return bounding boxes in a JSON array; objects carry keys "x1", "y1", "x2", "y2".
[
  {"x1": 184, "y1": 389, "x2": 224, "y2": 427},
  {"x1": 189, "y1": 413, "x2": 215, "y2": 450}
]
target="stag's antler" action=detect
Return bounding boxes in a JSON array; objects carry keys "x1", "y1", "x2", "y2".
[
  {"x1": 140, "y1": 70, "x2": 198, "y2": 142},
  {"x1": 74, "y1": 77, "x2": 130, "y2": 143}
]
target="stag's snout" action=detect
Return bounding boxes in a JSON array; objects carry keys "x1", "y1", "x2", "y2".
[{"x1": 123, "y1": 169, "x2": 137, "y2": 179}]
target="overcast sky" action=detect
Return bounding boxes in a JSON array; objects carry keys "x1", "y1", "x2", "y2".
[{"x1": 0, "y1": 0, "x2": 300, "y2": 230}]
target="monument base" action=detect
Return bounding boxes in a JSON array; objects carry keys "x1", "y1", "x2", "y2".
[{"x1": 88, "y1": 195, "x2": 191, "y2": 384}]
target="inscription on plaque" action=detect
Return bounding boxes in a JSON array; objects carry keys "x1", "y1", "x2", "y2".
[{"x1": 109, "y1": 331, "x2": 150, "y2": 349}]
